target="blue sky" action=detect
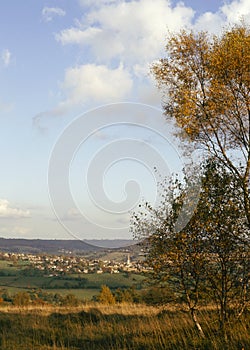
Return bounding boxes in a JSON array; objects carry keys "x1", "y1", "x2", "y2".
[{"x1": 0, "y1": 0, "x2": 249, "y2": 242}]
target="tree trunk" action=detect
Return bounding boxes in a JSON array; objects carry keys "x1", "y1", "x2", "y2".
[
  {"x1": 242, "y1": 178, "x2": 250, "y2": 228},
  {"x1": 190, "y1": 308, "x2": 205, "y2": 338}
]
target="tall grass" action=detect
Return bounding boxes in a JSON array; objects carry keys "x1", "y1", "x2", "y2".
[{"x1": 0, "y1": 303, "x2": 248, "y2": 349}]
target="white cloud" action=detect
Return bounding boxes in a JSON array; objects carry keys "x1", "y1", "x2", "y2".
[
  {"x1": 59, "y1": 63, "x2": 133, "y2": 107},
  {"x1": 79, "y1": 0, "x2": 119, "y2": 8},
  {"x1": 58, "y1": 0, "x2": 250, "y2": 66},
  {"x1": 0, "y1": 225, "x2": 32, "y2": 237},
  {"x1": 63, "y1": 208, "x2": 82, "y2": 221},
  {"x1": 1, "y1": 49, "x2": 11, "y2": 67},
  {"x1": 56, "y1": 0, "x2": 194, "y2": 66},
  {"x1": 221, "y1": 0, "x2": 250, "y2": 23},
  {"x1": 0, "y1": 199, "x2": 30, "y2": 219},
  {"x1": 194, "y1": 11, "x2": 223, "y2": 33},
  {"x1": 194, "y1": 0, "x2": 250, "y2": 33},
  {"x1": 32, "y1": 63, "x2": 132, "y2": 122},
  {"x1": 83, "y1": 0, "x2": 118, "y2": 4},
  {"x1": 42, "y1": 7, "x2": 66, "y2": 22},
  {"x1": 56, "y1": 27, "x2": 102, "y2": 45},
  {"x1": 47, "y1": 0, "x2": 194, "y2": 115},
  {"x1": 13, "y1": 226, "x2": 31, "y2": 235},
  {"x1": 38, "y1": 0, "x2": 250, "y2": 122}
]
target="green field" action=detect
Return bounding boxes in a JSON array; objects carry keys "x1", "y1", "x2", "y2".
[
  {"x1": 42, "y1": 288, "x2": 98, "y2": 300},
  {"x1": 0, "y1": 260, "x2": 146, "y2": 300}
]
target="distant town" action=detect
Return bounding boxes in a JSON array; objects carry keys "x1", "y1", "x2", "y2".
[{"x1": 0, "y1": 250, "x2": 151, "y2": 276}]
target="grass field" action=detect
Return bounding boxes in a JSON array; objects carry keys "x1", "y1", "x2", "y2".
[
  {"x1": 0, "y1": 259, "x2": 248, "y2": 349},
  {"x1": 0, "y1": 265, "x2": 146, "y2": 301},
  {"x1": 0, "y1": 286, "x2": 97, "y2": 301},
  {"x1": 0, "y1": 303, "x2": 248, "y2": 349},
  {"x1": 0, "y1": 272, "x2": 144, "y2": 288}
]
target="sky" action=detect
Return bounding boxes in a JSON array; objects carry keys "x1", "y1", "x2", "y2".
[{"x1": 0, "y1": 0, "x2": 249, "y2": 244}]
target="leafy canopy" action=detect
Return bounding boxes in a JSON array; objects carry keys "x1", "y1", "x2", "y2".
[{"x1": 152, "y1": 24, "x2": 250, "y2": 224}]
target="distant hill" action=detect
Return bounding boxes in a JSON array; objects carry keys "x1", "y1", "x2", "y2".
[{"x1": 0, "y1": 237, "x2": 138, "y2": 255}]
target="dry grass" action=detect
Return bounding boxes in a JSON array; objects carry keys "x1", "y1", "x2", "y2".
[
  {"x1": 0, "y1": 302, "x2": 161, "y2": 316},
  {"x1": 0, "y1": 303, "x2": 248, "y2": 349}
]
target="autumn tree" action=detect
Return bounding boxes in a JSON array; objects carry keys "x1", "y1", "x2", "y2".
[
  {"x1": 115, "y1": 288, "x2": 134, "y2": 303},
  {"x1": 132, "y1": 171, "x2": 207, "y2": 337},
  {"x1": 197, "y1": 161, "x2": 249, "y2": 334},
  {"x1": 98, "y1": 285, "x2": 116, "y2": 305},
  {"x1": 131, "y1": 161, "x2": 249, "y2": 337},
  {"x1": 152, "y1": 24, "x2": 250, "y2": 226}
]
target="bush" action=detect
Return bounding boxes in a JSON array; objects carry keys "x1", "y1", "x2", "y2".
[
  {"x1": 141, "y1": 286, "x2": 175, "y2": 305},
  {"x1": 98, "y1": 285, "x2": 116, "y2": 305},
  {"x1": 13, "y1": 292, "x2": 31, "y2": 306},
  {"x1": 62, "y1": 293, "x2": 80, "y2": 306},
  {"x1": 115, "y1": 287, "x2": 140, "y2": 303}
]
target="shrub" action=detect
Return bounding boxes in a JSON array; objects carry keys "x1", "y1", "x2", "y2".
[
  {"x1": 13, "y1": 292, "x2": 31, "y2": 306},
  {"x1": 98, "y1": 285, "x2": 116, "y2": 304}
]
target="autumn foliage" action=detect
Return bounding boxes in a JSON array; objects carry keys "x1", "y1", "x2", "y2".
[{"x1": 152, "y1": 24, "x2": 250, "y2": 225}]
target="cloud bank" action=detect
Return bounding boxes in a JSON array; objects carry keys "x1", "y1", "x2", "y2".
[
  {"x1": 0, "y1": 199, "x2": 30, "y2": 219},
  {"x1": 37, "y1": 0, "x2": 250, "y2": 123}
]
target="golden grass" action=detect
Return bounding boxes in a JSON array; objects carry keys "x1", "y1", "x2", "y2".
[
  {"x1": 0, "y1": 302, "x2": 161, "y2": 316},
  {"x1": 0, "y1": 303, "x2": 248, "y2": 350}
]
